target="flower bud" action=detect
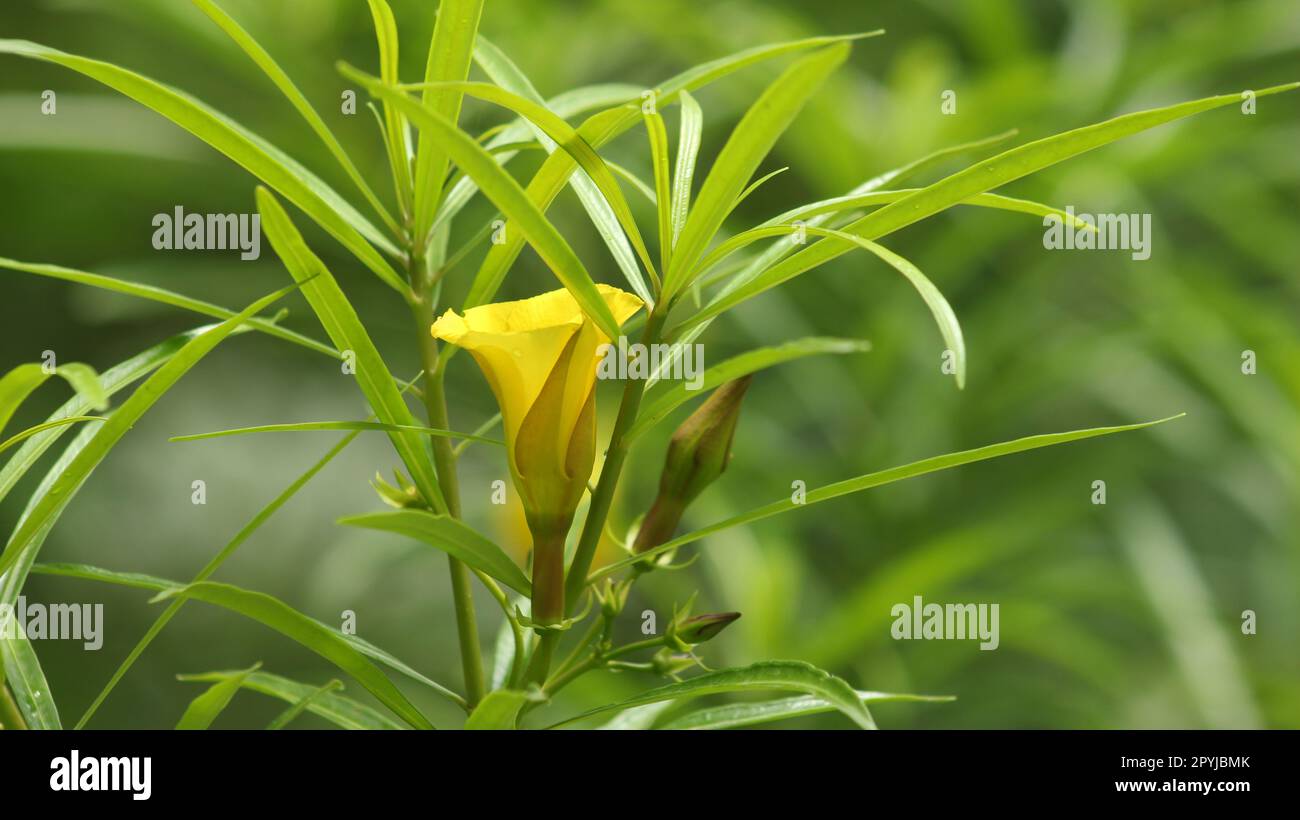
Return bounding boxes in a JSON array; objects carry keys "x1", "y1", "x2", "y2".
[
  {"x1": 633, "y1": 376, "x2": 752, "y2": 555},
  {"x1": 669, "y1": 611, "x2": 741, "y2": 646}
]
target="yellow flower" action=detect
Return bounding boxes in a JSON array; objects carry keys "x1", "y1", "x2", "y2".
[{"x1": 431, "y1": 285, "x2": 642, "y2": 623}]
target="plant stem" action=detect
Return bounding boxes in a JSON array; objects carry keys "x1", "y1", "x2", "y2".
[
  {"x1": 0, "y1": 682, "x2": 27, "y2": 730},
  {"x1": 562, "y1": 308, "x2": 668, "y2": 612},
  {"x1": 412, "y1": 279, "x2": 485, "y2": 709}
]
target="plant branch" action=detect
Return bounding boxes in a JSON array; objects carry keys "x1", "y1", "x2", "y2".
[{"x1": 411, "y1": 261, "x2": 486, "y2": 709}]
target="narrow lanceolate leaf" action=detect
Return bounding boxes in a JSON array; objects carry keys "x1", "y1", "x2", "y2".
[
  {"x1": 265, "y1": 679, "x2": 344, "y2": 729},
  {"x1": 433, "y1": 80, "x2": 644, "y2": 233},
  {"x1": 661, "y1": 690, "x2": 954, "y2": 730},
  {"x1": 701, "y1": 82, "x2": 1300, "y2": 321},
  {"x1": 671, "y1": 89, "x2": 703, "y2": 247},
  {"x1": 339, "y1": 68, "x2": 623, "y2": 342},
  {"x1": 1, "y1": 362, "x2": 107, "y2": 434},
  {"x1": 256, "y1": 187, "x2": 446, "y2": 514},
  {"x1": 749, "y1": 190, "x2": 1097, "y2": 240},
  {"x1": 664, "y1": 43, "x2": 850, "y2": 298},
  {"x1": 0, "y1": 283, "x2": 299, "y2": 583},
  {"x1": 179, "y1": 670, "x2": 402, "y2": 730},
  {"x1": 551, "y1": 661, "x2": 875, "y2": 730},
  {"x1": 366, "y1": 0, "x2": 414, "y2": 213},
  {"x1": 627, "y1": 337, "x2": 871, "y2": 442},
  {"x1": 1, "y1": 634, "x2": 59, "y2": 728},
  {"x1": 470, "y1": 37, "x2": 654, "y2": 305},
  {"x1": 464, "y1": 32, "x2": 882, "y2": 315},
  {"x1": 664, "y1": 131, "x2": 1025, "y2": 374},
  {"x1": 157, "y1": 582, "x2": 434, "y2": 729},
  {"x1": 0, "y1": 41, "x2": 406, "y2": 293},
  {"x1": 685, "y1": 225, "x2": 967, "y2": 387},
  {"x1": 191, "y1": 0, "x2": 398, "y2": 235},
  {"x1": 175, "y1": 662, "x2": 260, "y2": 729},
  {"x1": 411, "y1": 0, "x2": 485, "y2": 247},
  {"x1": 169, "y1": 420, "x2": 503, "y2": 446},
  {"x1": 464, "y1": 688, "x2": 542, "y2": 730},
  {"x1": 0, "y1": 257, "x2": 340, "y2": 359},
  {"x1": 0, "y1": 418, "x2": 103, "y2": 457},
  {"x1": 339, "y1": 509, "x2": 531, "y2": 596},
  {"x1": 403, "y1": 78, "x2": 658, "y2": 289},
  {"x1": 644, "y1": 109, "x2": 674, "y2": 276},
  {"x1": 594, "y1": 415, "x2": 1185, "y2": 579}
]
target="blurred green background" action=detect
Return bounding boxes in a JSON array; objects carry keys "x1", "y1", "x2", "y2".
[{"x1": 2, "y1": 0, "x2": 1297, "y2": 728}]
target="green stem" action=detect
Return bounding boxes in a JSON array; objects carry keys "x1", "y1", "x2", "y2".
[
  {"x1": 412, "y1": 278, "x2": 486, "y2": 709},
  {"x1": 0, "y1": 682, "x2": 26, "y2": 730},
  {"x1": 563, "y1": 308, "x2": 668, "y2": 612}
]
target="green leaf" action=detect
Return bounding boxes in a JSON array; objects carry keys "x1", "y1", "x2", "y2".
[
  {"x1": 551, "y1": 661, "x2": 875, "y2": 729},
  {"x1": 663, "y1": 131, "x2": 1024, "y2": 368},
  {"x1": 664, "y1": 43, "x2": 850, "y2": 298},
  {"x1": 169, "y1": 419, "x2": 503, "y2": 446},
  {"x1": 191, "y1": 0, "x2": 399, "y2": 235},
  {"x1": 157, "y1": 581, "x2": 434, "y2": 729},
  {"x1": 703, "y1": 82, "x2": 1300, "y2": 320},
  {"x1": 408, "y1": 78, "x2": 660, "y2": 296},
  {"x1": 0, "y1": 417, "x2": 103, "y2": 457},
  {"x1": 176, "y1": 662, "x2": 260, "y2": 729},
  {"x1": 1, "y1": 634, "x2": 60, "y2": 729},
  {"x1": 1, "y1": 361, "x2": 109, "y2": 434},
  {"x1": 660, "y1": 690, "x2": 955, "y2": 730},
  {"x1": 342, "y1": 67, "x2": 627, "y2": 343},
  {"x1": 180, "y1": 670, "x2": 401, "y2": 730},
  {"x1": 434, "y1": 81, "x2": 644, "y2": 233},
  {"x1": 339, "y1": 509, "x2": 531, "y2": 596},
  {"x1": 256, "y1": 187, "x2": 447, "y2": 514},
  {"x1": 411, "y1": 0, "x2": 485, "y2": 247},
  {"x1": 671, "y1": 90, "x2": 703, "y2": 248},
  {"x1": 0, "y1": 365, "x2": 55, "y2": 434},
  {"x1": 0, "y1": 40, "x2": 407, "y2": 293},
  {"x1": 626, "y1": 337, "x2": 871, "y2": 442},
  {"x1": 366, "y1": 0, "x2": 414, "y2": 213},
  {"x1": 464, "y1": 688, "x2": 542, "y2": 729},
  {"x1": 0, "y1": 283, "x2": 300, "y2": 584},
  {"x1": 0, "y1": 257, "x2": 338, "y2": 359},
  {"x1": 750, "y1": 189, "x2": 1096, "y2": 234},
  {"x1": 644, "y1": 108, "x2": 674, "y2": 278},
  {"x1": 595, "y1": 415, "x2": 1185, "y2": 579},
  {"x1": 30, "y1": 562, "x2": 181, "y2": 591},
  {"x1": 468, "y1": 39, "x2": 657, "y2": 305},
  {"x1": 463, "y1": 31, "x2": 882, "y2": 316},
  {"x1": 265, "y1": 678, "x2": 344, "y2": 729},
  {"x1": 686, "y1": 225, "x2": 966, "y2": 387}
]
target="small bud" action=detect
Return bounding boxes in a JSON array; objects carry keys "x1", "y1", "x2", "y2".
[
  {"x1": 593, "y1": 578, "x2": 630, "y2": 620},
  {"x1": 650, "y1": 648, "x2": 698, "y2": 676},
  {"x1": 671, "y1": 612, "x2": 741, "y2": 646},
  {"x1": 633, "y1": 376, "x2": 752, "y2": 555},
  {"x1": 371, "y1": 470, "x2": 426, "y2": 509}
]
